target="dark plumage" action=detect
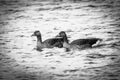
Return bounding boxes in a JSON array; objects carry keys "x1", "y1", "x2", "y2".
[
  {"x1": 56, "y1": 31, "x2": 103, "y2": 51},
  {"x1": 31, "y1": 30, "x2": 64, "y2": 51}
]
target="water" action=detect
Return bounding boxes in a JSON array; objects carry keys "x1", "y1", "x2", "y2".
[{"x1": 0, "y1": 0, "x2": 120, "y2": 80}]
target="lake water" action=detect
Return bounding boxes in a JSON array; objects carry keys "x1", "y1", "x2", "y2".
[{"x1": 0, "y1": 0, "x2": 120, "y2": 80}]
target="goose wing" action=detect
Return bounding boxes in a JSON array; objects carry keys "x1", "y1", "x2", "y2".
[
  {"x1": 70, "y1": 38, "x2": 101, "y2": 46},
  {"x1": 43, "y1": 38, "x2": 63, "y2": 48}
]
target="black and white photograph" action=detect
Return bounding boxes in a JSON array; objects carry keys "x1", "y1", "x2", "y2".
[{"x1": 0, "y1": 0, "x2": 120, "y2": 80}]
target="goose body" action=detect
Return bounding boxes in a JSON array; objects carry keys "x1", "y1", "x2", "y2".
[
  {"x1": 56, "y1": 31, "x2": 102, "y2": 51},
  {"x1": 31, "y1": 31, "x2": 64, "y2": 51},
  {"x1": 70, "y1": 38, "x2": 102, "y2": 47}
]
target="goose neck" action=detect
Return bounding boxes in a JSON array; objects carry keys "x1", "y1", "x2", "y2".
[
  {"x1": 37, "y1": 36, "x2": 42, "y2": 43},
  {"x1": 63, "y1": 37, "x2": 68, "y2": 43}
]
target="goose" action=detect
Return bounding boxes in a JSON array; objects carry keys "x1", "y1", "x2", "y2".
[
  {"x1": 56, "y1": 31, "x2": 103, "y2": 51},
  {"x1": 31, "y1": 30, "x2": 64, "y2": 51}
]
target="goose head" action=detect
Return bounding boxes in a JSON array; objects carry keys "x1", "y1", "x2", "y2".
[
  {"x1": 31, "y1": 30, "x2": 41, "y2": 37},
  {"x1": 56, "y1": 31, "x2": 68, "y2": 43}
]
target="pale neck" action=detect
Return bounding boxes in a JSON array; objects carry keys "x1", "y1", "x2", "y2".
[{"x1": 63, "y1": 41, "x2": 70, "y2": 48}]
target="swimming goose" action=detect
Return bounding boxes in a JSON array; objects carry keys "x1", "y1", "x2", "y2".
[
  {"x1": 31, "y1": 30, "x2": 64, "y2": 51},
  {"x1": 56, "y1": 31, "x2": 103, "y2": 51}
]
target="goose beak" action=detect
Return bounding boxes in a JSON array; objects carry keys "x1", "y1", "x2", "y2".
[
  {"x1": 55, "y1": 35, "x2": 63, "y2": 38},
  {"x1": 55, "y1": 35, "x2": 71, "y2": 38},
  {"x1": 56, "y1": 37, "x2": 63, "y2": 38},
  {"x1": 55, "y1": 34, "x2": 60, "y2": 37},
  {"x1": 67, "y1": 36, "x2": 71, "y2": 38},
  {"x1": 56, "y1": 36, "x2": 63, "y2": 38},
  {"x1": 31, "y1": 34, "x2": 35, "y2": 37}
]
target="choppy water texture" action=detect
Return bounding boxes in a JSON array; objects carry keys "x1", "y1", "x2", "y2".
[{"x1": 0, "y1": 0, "x2": 120, "y2": 80}]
